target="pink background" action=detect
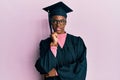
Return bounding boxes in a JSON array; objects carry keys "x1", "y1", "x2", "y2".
[{"x1": 0, "y1": 0, "x2": 120, "y2": 80}]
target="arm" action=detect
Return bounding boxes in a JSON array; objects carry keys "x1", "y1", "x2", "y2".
[{"x1": 35, "y1": 40, "x2": 57, "y2": 74}]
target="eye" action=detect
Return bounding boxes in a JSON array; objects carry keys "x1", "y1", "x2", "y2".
[
  {"x1": 61, "y1": 20, "x2": 66, "y2": 23},
  {"x1": 51, "y1": 19, "x2": 66, "y2": 24},
  {"x1": 51, "y1": 20, "x2": 57, "y2": 23}
]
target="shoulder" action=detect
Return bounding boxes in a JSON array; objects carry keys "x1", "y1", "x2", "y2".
[
  {"x1": 39, "y1": 37, "x2": 51, "y2": 46},
  {"x1": 67, "y1": 33, "x2": 84, "y2": 43},
  {"x1": 67, "y1": 33, "x2": 86, "y2": 48},
  {"x1": 41, "y1": 37, "x2": 51, "y2": 43}
]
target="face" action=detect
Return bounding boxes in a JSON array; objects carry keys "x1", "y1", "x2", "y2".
[{"x1": 51, "y1": 15, "x2": 66, "y2": 34}]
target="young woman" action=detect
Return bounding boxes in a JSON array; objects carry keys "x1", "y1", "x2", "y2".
[{"x1": 35, "y1": 2, "x2": 87, "y2": 80}]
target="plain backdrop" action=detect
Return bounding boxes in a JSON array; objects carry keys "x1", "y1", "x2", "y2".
[{"x1": 0, "y1": 0, "x2": 120, "y2": 80}]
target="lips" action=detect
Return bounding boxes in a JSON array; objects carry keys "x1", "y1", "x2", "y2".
[{"x1": 56, "y1": 27, "x2": 61, "y2": 31}]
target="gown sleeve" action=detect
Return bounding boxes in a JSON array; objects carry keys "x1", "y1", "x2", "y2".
[
  {"x1": 57, "y1": 37, "x2": 87, "y2": 80},
  {"x1": 35, "y1": 40, "x2": 57, "y2": 74}
]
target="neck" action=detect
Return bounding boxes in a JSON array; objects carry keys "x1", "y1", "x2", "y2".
[{"x1": 57, "y1": 31, "x2": 66, "y2": 34}]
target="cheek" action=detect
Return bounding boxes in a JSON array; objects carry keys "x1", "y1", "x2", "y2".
[
  {"x1": 52, "y1": 25, "x2": 57, "y2": 31},
  {"x1": 62, "y1": 25, "x2": 66, "y2": 29},
  {"x1": 62, "y1": 26, "x2": 65, "y2": 29},
  {"x1": 51, "y1": 24, "x2": 66, "y2": 29},
  {"x1": 52, "y1": 25, "x2": 56, "y2": 29}
]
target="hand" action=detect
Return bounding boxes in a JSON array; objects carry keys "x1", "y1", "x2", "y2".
[
  {"x1": 45, "y1": 68, "x2": 57, "y2": 77},
  {"x1": 50, "y1": 32, "x2": 58, "y2": 46}
]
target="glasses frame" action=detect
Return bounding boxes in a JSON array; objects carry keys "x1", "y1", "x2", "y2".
[{"x1": 51, "y1": 19, "x2": 66, "y2": 25}]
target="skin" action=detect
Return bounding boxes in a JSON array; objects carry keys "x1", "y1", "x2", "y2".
[
  {"x1": 50, "y1": 15, "x2": 66, "y2": 46},
  {"x1": 51, "y1": 15, "x2": 66, "y2": 34},
  {"x1": 47, "y1": 15, "x2": 67, "y2": 77}
]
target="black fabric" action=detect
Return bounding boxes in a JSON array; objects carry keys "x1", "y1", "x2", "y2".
[
  {"x1": 45, "y1": 76, "x2": 61, "y2": 80},
  {"x1": 35, "y1": 33, "x2": 87, "y2": 80},
  {"x1": 43, "y1": 1, "x2": 73, "y2": 18}
]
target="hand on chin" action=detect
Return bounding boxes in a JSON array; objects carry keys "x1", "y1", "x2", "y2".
[{"x1": 56, "y1": 31, "x2": 61, "y2": 34}]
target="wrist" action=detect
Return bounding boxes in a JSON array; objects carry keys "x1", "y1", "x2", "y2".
[{"x1": 50, "y1": 42, "x2": 58, "y2": 46}]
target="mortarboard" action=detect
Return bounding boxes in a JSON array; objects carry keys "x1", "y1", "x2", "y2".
[{"x1": 43, "y1": 1, "x2": 73, "y2": 34}]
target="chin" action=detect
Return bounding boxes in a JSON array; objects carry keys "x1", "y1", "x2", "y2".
[
  {"x1": 56, "y1": 31, "x2": 62, "y2": 34},
  {"x1": 56, "y1": 31, "x2": 65, "y2": 34}
]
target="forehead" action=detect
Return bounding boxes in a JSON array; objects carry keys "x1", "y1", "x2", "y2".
[{"x1": 52, "y1": 15, "x2": 66, "y2": 20}]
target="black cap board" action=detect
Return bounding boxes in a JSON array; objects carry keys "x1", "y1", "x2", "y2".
[{"x1": 43, "y1": 1, "x2": 73, "y2": 34}]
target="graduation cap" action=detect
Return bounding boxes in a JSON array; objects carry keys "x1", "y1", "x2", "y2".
[{"x1": 43, "y1": 1, "x2": 73, "y2": 34}]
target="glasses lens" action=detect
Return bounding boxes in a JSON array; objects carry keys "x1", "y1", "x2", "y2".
[{"x1": 51, "y1": 20, "x2": 66, "y2": 24}]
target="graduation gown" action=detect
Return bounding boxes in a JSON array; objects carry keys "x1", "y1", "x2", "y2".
[{"x1": 35, "y1": 33, "x2": 87, "y2": 80}]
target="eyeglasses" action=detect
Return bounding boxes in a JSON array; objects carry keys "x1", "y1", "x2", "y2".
[{"x1": 51, "y1": 19, "x2": 66, "y2": 24}]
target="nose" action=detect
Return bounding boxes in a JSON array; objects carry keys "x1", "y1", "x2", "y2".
[{"x1": 55, "y1": 23, "x2": 61, "y2": 27}]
